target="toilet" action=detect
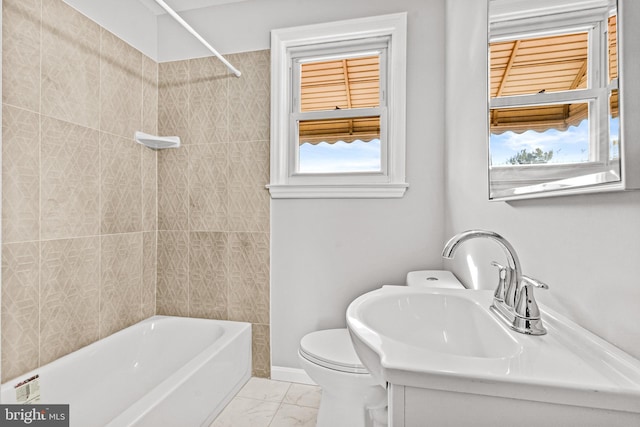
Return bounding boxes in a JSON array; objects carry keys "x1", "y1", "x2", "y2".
[
  {"x1": 299, "y1": 329, "x2": 386, "y2": 427},
  {"x1": 298, "y1": 270, "x2": 464, "y2": 427}
]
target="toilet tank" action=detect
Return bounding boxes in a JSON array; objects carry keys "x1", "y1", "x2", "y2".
[{"x1": 405, "y1": 270, "x2": 465, "y2": 289}]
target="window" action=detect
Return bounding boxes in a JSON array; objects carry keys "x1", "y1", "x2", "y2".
[
  {"x1": 489, "y1": 7, "x2": 619, "y2": 187},
  {"x1": 269, "y1": 14, "x2": 408, "y2": 198}
]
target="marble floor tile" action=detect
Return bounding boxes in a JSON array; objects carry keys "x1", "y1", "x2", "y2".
[
  {"x1": 209, "y1": 378, "x2": 320, "y2": 427},
  {"x1": 210, "y1": 397, "x2": 280, "y2": 427},
  {"x1": 236, "y1": 377, "x2": 291, "y2": 402},
  {"x1": 269, "y1": 403, "x2": 319, "y2": 427},
  {"x1": 283, "y1": 383, "x2": 322, "y2": 408}
]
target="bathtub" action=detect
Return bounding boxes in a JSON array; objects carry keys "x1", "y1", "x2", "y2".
[{"x1": 1, "y1": 316, "x2": 252, "y2": 427}]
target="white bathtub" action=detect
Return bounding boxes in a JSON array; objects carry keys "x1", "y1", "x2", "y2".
[{"x1": 1, "y1": 316, "x2": 252, "y2": 427}]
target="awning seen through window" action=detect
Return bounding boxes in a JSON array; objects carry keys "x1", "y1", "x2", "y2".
[{"x1": 298, "y1": 55, "x2": 381, "y2": 144}]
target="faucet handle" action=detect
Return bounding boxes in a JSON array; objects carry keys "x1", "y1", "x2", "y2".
[
  {"x1": 515, "y1": 275, "x2": 549, "y2": 319},
  {"x1": 521, "y1": 275, "x2": 549, "y2": 290},
  {"x1": 490, "y1": 261, "x2": 508, "y2": 302}
]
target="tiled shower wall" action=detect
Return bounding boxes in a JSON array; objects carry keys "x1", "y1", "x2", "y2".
[
  {"x1": 2, "y1": 0, "x2": 271, "y2": 382},
  {"x1": 1, "y1": 0, "x2": 158, "y2": 381},
  {"x1": 156, "y1": 52, "x2": 271, "y2": 377}
]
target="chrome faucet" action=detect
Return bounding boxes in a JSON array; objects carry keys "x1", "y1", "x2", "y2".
[{"x1": 442, "y1": 230, "x2": 549, "y2": 335}]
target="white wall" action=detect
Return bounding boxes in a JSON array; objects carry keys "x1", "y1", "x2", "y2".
[{"x1": 444, "y1": 0, "x2": 640, "y2": 359}]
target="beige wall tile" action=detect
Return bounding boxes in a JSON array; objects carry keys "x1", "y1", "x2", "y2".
[
  {"x1": 157, "y1": 231, "x2": 189, "y2": 316},
  {"x1": 41, "y1": 0, "x2": 100, "y2": 129},
  {"x1": 1, "y1": 0, "x2": 165, "y2": 381},
  {"x1": 158, "y1": 61, "x2": 190, "y2": 145},
  {"x1": 100, "y1": 133, "x2": 143, "y2": 234},
  {"x1": 100, "y1": 233, "x2": 144, "y2": 338},
  {"x1": 142, "y1": 146, "x2": 157, "y2": 232},
  {"x1": 100, "y1": 29, "x2": 143, "y2": 138},
  {"x1": 142, "y1": 231, "x2": 157, "y2": 318},
  {"x1": 1, "y1": 242, "x2": 40, "y2": 382},
  {"x1": 252, "y1": 324, "x2": 271, "y2": 378},
  {"x1": 189, "y1": 144, "x2": 229, "y2": 232},
  {"x1": 228, "y1": 232, "x2": 269, "y2": 324},
  {"x1": 2, "y1": 105, "x2": 40, "y2": 243},
  {"x1": 142, "y1": 55, "x2": 158, "y2": 135},
  {"x1": 227, "y1": 50, "x2": 270, "y2": 143},
  {"x1": 189, "y1": 232, "x2": 228, "y2": 319},
  {"x1": 40, "y1": 237, "x2": 100, "y2": 365},
  {"x1": 158, "y1": 147, "x2": 189, "y2": 231},
  {"x1": 189, "y1": 56, "x2": 230, "y2": 144},
  {"x1": 41, "y1": 117, "x2": 100, "y2": 240},
  {"x1": 2, "y1": 0, "x2": 41, "y2": 112},
  {"x1": 229, "y1": 141, "x2": 270, "y2": 233}
]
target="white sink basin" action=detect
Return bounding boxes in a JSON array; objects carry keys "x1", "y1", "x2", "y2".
[
  {"x1": 347, "y1": 286, "x2": 640, "y2": 416},
  {"x1": 357, "y1": 291, "x2": 520, "y2": 359}
]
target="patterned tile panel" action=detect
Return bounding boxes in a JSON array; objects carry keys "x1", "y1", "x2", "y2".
[
  {"x1": 158, "y1": 61, "x2": 190, "y2": 145},
  {"x1": 189, "y1": 144, "x2": 229, "y2": 232},
  {"x1": 100, "y1": 28, "x2": 143, "y2": 139},
  {"x1": 1, "y1": 242, "x2": 40, "y2": 382},
  {"x1": 229, "y1": 141, "x2": 270, "y2": 233},
  {"x1": 158, "y1": 147, "x2": 189, "y2": 231},
  {"x1": 40, "y1": 237, "x2": 100, "y2": 365},
  {"x1": 100, "y1": 133, "x2": 143, "y2": 234},
  {"x1": 252, "y1": 324, "x2": 271, "y2": 378},
  {"x1": 228, "y1": 232, "x2": 270, "y2": 324},
  {"x1": 142, "y1": 231, "x2": 157, "y2": 318},
  {"x1": 100, "y1": 233, "x2": 144, "y2": 338},
  {"x1": 41, "y1": 0, "x2": 100, "y2": 129},
  {"x1": 156, "y1": 231, "x2": 189, "y2": 316},
  {"x1": 142, "y1": 145, "x2": 157, "y2": 232},
  {"x1": 227, "y1": 50, "x2": 270, "y2": 143},
  {"x1": 188, "y1": 56, "x2": 230, "y2": 144},
  {"x1": 40, "y1": 117, "x2": 100, "y2": 240},
  {"x1": 2, "y1": 0, "x2": 41, "y2": 112},
  {"x1": 188, "y1": 232, "x2": 228, "y2": 319},
  {"x1": 142, "y1": 55, "x2": 159, "y2": 136},
  {"x1": 2, "y1": 105, "x2": 40, "y2": 243}
]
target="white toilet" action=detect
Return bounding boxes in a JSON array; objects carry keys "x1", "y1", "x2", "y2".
[
  {"x1": 298, "y1": 270, "x2": 464, "y2": 427},
  {"x1": 299, "y1": 328, "x2": 386, "y2": 427}
]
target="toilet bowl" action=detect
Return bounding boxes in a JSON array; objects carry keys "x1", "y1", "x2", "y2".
[
  {"x1": 299, "y1": 271, "x2": 465, "y2": 427},
  {"x1": 298, "y1": 328, "x2": 387, "y2": 427}
]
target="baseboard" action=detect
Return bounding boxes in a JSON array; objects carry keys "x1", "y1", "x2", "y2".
[{"x1": 271, "y1": 366, "x2": 316, "y2": 385}]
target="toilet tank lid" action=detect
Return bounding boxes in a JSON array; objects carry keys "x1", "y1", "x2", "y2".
[
  {"x1": 299, "y1": 329, "x2": 367, "y2": 374},
  {"x1": 406, "y1": 270, "x2": 465, "y2": 288}
]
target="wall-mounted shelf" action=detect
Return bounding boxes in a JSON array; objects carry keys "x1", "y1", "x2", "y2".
[{"x1": 134, "y1": 131, "x2": 180, "y2": 149}]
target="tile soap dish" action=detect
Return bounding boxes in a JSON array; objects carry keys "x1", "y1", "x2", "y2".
[{"x1": 134, "y1": 131, "x2": 181, "y2": 149}]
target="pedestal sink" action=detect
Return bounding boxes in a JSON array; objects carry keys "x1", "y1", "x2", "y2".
[{"x1": 346, "y1": 286, "x2": 640, "y2": 426}]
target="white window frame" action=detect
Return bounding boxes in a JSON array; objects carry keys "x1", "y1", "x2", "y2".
[{"x1": 269, "y1": 13, "x2": 408, "y2": 199}]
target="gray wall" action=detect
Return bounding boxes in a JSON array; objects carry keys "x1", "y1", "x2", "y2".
[
  {"x1": 444, "y1": 0, "x2": 640, "y2": 359},
  {"x1": 265, "y1": 0, "x2": 447, "y2": 371}
]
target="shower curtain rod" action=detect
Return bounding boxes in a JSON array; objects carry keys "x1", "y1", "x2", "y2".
[{"x1": 152, "y1": 0, "x2": 242, "y2": 77}]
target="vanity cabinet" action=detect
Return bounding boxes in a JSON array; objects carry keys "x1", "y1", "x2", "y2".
[{"x1": 387, "y1": 384, "x2": 639, "y2": 427}]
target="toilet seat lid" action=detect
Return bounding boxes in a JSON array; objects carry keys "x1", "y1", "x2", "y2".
[{"x1": 299, "y1": 329, "x2": 369, "y2": 374}]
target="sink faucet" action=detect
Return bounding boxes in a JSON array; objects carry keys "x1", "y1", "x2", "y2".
[{"x1": 442, "y1": 230, "x2": 548, "y2": 335}]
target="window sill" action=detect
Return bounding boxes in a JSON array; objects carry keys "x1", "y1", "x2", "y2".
[{"x1": 267, "y1": 183, "x2": 409, "y2": 199}]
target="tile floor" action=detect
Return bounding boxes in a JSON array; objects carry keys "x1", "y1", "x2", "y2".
[{"x1": 210, "y1": 377, "x2": 321, "y2": 427}]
